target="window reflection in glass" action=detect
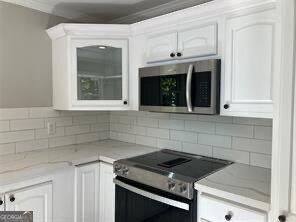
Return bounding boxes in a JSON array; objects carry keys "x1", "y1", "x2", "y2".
[
  {"x1": 160, "y1": 77, "x2": 177, "y2": 106},
  {"x1": 77, "y1": 45, "x2": 122, "y2": 100}
]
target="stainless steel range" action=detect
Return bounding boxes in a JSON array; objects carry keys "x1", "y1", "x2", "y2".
[{"x1": 113, "y1": 149, "x2": 232, "y2": 222}]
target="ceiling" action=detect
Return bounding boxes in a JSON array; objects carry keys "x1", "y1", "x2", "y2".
[{"x1": 4, "y1": 0, "x2": 213, "y2": 23}]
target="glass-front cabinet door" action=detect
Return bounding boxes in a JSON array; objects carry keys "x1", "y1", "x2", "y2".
[{"x1": 71, "y1": 39, "x2": 128, "y2": 108}]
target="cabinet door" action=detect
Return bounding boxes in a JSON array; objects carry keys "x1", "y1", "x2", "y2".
[
  {"x1": 99, "y1": 162, "x2": 115, "y2": 222},
  {"x1": 5, "y1": 183, "x2": 53, "y2": 222},
  {"x1": 75, "y1": 163, "x2": 100, "y2": 222},
  {"x1": 71, "y1": 39, "x2": 129, "y2": 109},
  {"x1": 222, "y1": 9, "x2": 276, "y2": 118},
  {"x1": 177, "y1": 23, "x2": 217, "y2": 59},
  {"x1": 145, "y1": 31, "x2": 178, "y2": 63},
  {"x1": 0, "y1": 194, "x2": 4, "y2": 211}
]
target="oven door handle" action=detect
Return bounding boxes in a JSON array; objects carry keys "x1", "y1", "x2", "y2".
[
  {"x1": 186, "y1": 64, "x2": 194, "y2": 112},
  {"x1": 114, "y1": 178, "x2": 190, "y2": 211}
]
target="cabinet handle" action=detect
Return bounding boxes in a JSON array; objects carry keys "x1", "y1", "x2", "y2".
[
  {"x1": 123, "y1": 101, "x2": 128, "y2": 105},
  {"x1": 278, "y1": 215, "x2": 286, "y2": 222},
  {"x1": 224, "y1": 104, "x2": 230, "y2": 109},
  {"x1": 9, "y1": 195, "x2": 15, "y2": 202},
  {"x1": 170, "y1": 53, "x2": 176, "y2": 58},
  {"x1": 225, "y1": 213, "x2": 232, "y2": 221},
  {"x1": 177, "y1": 52, "x2": 182, "y2": 57},
  {"x1": 0, "y1": 199, "x2": 3, "y2": 206}
]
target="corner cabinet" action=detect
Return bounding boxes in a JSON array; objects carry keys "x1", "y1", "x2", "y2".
[
  {"x1": 220, "y1": 7, "x2": 277, "y2": 118},
  {"x1": 47, "y1": 24, "x2": 131, "y2": 110}
]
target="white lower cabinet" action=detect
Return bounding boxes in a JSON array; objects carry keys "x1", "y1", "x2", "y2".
[
  {"x1": 5, "y1": 183, "x2": 53, "y2": 222},
  {"x1": 198, "y1": 194, "x2": 267, "y2": 222},
  {"x1": 75, "y1": 163, "x2": 100, "y2": 222},
  {"x1": 99, "y1": 163, "x2": 115, "y2": 222},
  {"x1": 75, "y1": 162, "x2": 115, "y2": 222},
  {"x1": 0, "y1": 194, "x2": 4, "y2": 211}
]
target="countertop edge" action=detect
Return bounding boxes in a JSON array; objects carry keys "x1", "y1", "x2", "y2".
[{"x1": 194, "y1": 183, "x2": 270, "y2": 212}]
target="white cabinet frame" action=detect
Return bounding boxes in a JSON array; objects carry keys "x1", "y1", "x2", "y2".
[{"x1": 71, "y1": 38, "x2": 129, "y2": 108}]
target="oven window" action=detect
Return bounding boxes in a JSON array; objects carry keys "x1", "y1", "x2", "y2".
[
  {"x1": 140, "y1": 72, "x2": 212, "y2": 108},
  {"x1": 115, "y1": 178, "x2": 195, "y2": 222}
]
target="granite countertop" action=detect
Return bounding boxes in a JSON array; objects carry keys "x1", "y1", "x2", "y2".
[
  {"x1": 0, "y1": 139, "x2": 157, "y2": 186},
  {"x1": 194, "y1": 163, "x2": 271, "y2": 212}
]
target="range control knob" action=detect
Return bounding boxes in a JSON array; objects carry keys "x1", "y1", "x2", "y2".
[
  {"x1": 114, "y1": 164, "x2": 122, "y2": 173},
  {"x1": 179, "y1": 184, "x2": 187, "y2": 193},
  {"x1": 122, "y1": 167, "x2": 129, "y2": 176},
  {"x1": 168, "y1": 181, "x2": 176, "y2": 191}
]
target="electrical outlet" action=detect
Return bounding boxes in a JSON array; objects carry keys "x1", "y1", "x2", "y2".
[{"x1": 47, "y1": 122, "x2": 56, "y2": 135}]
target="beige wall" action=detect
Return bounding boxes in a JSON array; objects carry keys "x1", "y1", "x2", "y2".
[{"x1": 0, "y1": 2, "x2": 69, "y2": 108}]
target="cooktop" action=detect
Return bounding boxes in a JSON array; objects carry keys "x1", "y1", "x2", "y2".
[{"x1": 114, "y1": 149, "x2": 232, "y2": 199}]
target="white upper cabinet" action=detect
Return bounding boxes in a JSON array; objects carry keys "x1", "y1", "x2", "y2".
[
  {"x1": 47, "y1": 24, "x2": 131, "y2": 110},
  {"x1": 177, "y1": 23, "x2": 217, "y2": 59},
  {"x1": 5, "y1": 183, "x2": 53, "y2": 222},
  {"x1": 145, "y1": 23, "x2": 217, "y2": 63},
  {"x1": 221, "y1": 8, "x2": 276, "y2": 118},
  {"x1": 0, "y1": 195, "x2": 4, "y2": 211},
  {"x1": 145, "y1": 31, "x2": 178, "y2": 63}
]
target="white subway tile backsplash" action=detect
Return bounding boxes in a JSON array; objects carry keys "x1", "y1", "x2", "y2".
[
  {"x1": 47, "y1": 117, "x2": 72, "y2": 127},
  {"x1": 73, "y1": 115, "x2": 97, "y2": 125},
  {"x1": 0, "y1": 108, "x2": 29, "y2": 120},
  {"x1": 91, "y1": 123, "x2": 109, "y2": 132},
  {"x1": 137, "y1": 117, "x2": 158, "y2": 128},
  {"x1": 182, "y1": 142, "x2": 213, "y2": 157},
  {"x1": 197, "y1": 115, "x2": 233, "y2": 123},
  {"x1": 216, "y1": 123, "x2": 254, "y2": 138},
  {"x1": 0, "y1": 130, "x2": 34, "y2": 144},
  {"x1": 254, "y1": 126, "x2": 272, "y2": 140},
  {"x1": 16, "y1": 139, "x2": 48, "y2": 153},
  {"x1": 147, "y1": 128, "x2": 169, "y2": 139},
  {"x1": 136, "y1": 135, "x2": 157, "y2": 147},
  {"x1": 10, "y1": 119, "x2": 44, "y2": 130},
  {"x1": 49, "y1": 136, "x2": 76, "y2": 148},
  {"x1": 0, "y1": 121, "x2": 9, "y2": 132},
  {"x1": 36, "y1": 127, "x2": 65, "y2": 139},
  {"x1": 232, "y1": 137, "x2": 272, "y2": 154},
  {"x1": 213, "y1": 147, "x2": 250, "y2": 164},
  {"x1": 170, "y1": 130, "x2": 197, "y2": 143},
  {"x1": 233, "y1": 117, "x2": 272, "y2": 126},
  {"x1": 157, "y1": 139, "x2": 182, "y2": 151},
  {"x1": 29, "y1": 107, "x2": 59, "y2": 118},
  {"x1": 159, "y1": 119, "x2": 184, "y2": 130},
  {"x1": 250, "y1": 153, "x2": 272, "y2": 168},
  {"x1": 65, "y1": 125, "x2": 90, "y2": 135},
  {"x1": 185, "y1": 121, "x2": 215, "y2": 134},
  {"x1": 198, "y1": 134, "x2": 231, "y2": 148},
  {"x1": 130, "y1": 125, "x2": 146, "y2": 136}
]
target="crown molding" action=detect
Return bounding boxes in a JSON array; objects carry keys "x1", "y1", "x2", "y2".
[
  {"x1": 109, "y1": 0, "x2": 213, "y2": 24},
  {"x1": 0, "y1": 0, "x2": 100, "y2": 22}
]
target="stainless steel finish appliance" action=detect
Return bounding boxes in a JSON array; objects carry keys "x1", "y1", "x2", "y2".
[
  {"x1": 114, "y1": 149, "x2": 232, "y2": 222},
  {"x1": 139, "y1": 59, "x2": 220, "y2": 114}
]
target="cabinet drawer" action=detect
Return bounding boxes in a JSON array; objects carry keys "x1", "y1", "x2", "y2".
[{"x1": 199, "y1": 194, "x2": 267, "y2": 222}]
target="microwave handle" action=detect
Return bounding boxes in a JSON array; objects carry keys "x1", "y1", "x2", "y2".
[{"x1": 186, "y1": 64, "x2": 194, "y2": 112}]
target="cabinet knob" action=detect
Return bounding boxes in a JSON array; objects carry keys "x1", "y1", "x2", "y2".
[
  {"x1": 0, "y1": 199, "x2": 3, "y2": 206},
  {"x1": 278, "y1": 215, "x2": 286, "y2": 222},
  {"x1": 177, "y1": 52, "x2": 182, "y2": 57},
  {"x1": 123, "y1": 101, "x2": 128, "y2": 105},
  {"x1": 224, "y1": 104, "x2": 230, "y2": 109},
  {"x1": 170, "y1": 53, "x2": 176, "y2": 58},
  {"x1": 9, "y1": 195, "x2": 15, "y2": 202},
  {"x1": 225, "y1": 213, "x2": 232, "y2": 221}
]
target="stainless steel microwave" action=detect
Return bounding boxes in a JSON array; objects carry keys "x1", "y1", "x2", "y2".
[{"x1": 139, "y1": 59, "x2": 220, "y2": 114}]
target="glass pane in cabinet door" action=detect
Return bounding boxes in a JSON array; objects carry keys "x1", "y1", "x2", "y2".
[{"x1": 77, "y1": 45, "x2": 122, "y2": 100}]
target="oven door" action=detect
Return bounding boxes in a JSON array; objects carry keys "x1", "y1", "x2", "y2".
[{"x1": 114, "y1": 177, "x2": 197, "y2": 222}]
